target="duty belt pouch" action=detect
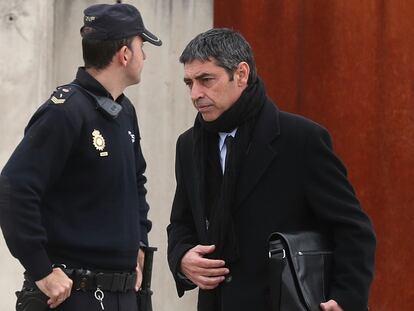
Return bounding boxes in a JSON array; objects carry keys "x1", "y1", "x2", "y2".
[
  {"x1": 268, "y1": 231, "x2": 333, "y2": 311},
  {"x1": 15, "y1": 279, "x2": 48, "y2": 311}
]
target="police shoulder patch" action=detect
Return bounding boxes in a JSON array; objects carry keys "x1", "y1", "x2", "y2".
[{"x1": 49, "y1": 85, "x2": 76, "y2": 105}]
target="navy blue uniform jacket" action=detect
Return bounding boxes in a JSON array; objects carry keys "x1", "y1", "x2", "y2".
[{"x1": 0, "y1": 68, "x2": 151, "y2": 281}]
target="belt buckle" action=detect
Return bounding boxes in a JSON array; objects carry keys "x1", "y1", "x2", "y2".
[{"x1": 75, "y1": 269, "x2": 95, "y2": 291}]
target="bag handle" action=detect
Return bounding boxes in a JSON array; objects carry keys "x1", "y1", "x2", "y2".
[{"x1": 268, "y1": 239, "x2": 286, "y2": 311}]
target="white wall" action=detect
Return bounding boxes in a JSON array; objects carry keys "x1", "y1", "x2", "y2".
[
  {"x1": 0, "y1": 0, "x2": 213, "y2": 310},
  {"x1": 0, "y1": 0, "x2": 55, "y2": 306}
]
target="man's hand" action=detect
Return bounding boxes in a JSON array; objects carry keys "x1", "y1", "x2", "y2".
[
  {"x1": 135, "y1": 248, "x2": 145, "y2": 291},
  {"x1": 180, "y1": 245, "x2": 229, "y2": 290},
  {"x1": 35, "y1": 268, "x2": 73, "y2": 309},
  {"x1": 320, "y1": 300, "x2": 344, "y2": 311}
]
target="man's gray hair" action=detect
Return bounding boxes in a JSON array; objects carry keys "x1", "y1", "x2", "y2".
[{"x1": 179, "y1": 28, "x2": 257, "y2": 85}]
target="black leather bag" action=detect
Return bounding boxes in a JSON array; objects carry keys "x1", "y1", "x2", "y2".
[{"x1": 268, "y1": 231, "x2": 333, "y2": 311}]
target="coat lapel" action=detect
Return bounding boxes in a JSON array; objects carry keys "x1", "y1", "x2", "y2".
[
  {"x1": 235, "y1": 100, "x2": 280, "y2": 207},
  {"x1": 187, "y1": 129, "x2": 208, "y2": 242},
  {"x1": 190, "y1": 132, "x2": 222, "y2": 243}
]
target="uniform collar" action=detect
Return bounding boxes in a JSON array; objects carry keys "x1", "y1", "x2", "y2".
[{"x1": 73, "y1": 67, "x2": 125, "y2": 102}]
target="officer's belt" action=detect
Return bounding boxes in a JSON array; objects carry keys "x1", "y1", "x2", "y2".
[{"x1": 62, "y1": 268, "x2": 137, "y2": 293}]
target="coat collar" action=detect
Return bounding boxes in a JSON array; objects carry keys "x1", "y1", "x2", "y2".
[
  {"x1": 235, "y1": 98, "x2": 281, "y2": 206},
  {"x1": 188, "y1": 98, "x2": 280, "y2": 239}
]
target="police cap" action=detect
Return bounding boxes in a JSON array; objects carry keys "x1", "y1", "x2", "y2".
[{"x1": 80, "y1": 3, "x2": 162, "y2": 46}]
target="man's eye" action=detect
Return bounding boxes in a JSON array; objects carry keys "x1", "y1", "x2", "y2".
[
  {"x1": 202, "y1": 77, "x2": 214, "y2": 85},
  {"x1": 185, "y1": 81, "x2": 193, "y2": 89}
]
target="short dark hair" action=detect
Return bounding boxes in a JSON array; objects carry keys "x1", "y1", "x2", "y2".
[
  {"x1": 179, "y1": 28, "x2": 257, "y2": 84},
  {"x1": 81, "y1": 27, "x2": 134, "y2": 70}
]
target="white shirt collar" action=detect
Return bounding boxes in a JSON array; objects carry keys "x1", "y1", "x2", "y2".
[{"x1": 218, "y1": 128, "x2": 238, "y2": 152}]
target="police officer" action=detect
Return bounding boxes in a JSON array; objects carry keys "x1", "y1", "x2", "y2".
[{"x1": 0, "y1": 3, "x2": 161, "y2": 310}]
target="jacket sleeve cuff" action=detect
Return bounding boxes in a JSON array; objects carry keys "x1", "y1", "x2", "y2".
[
  {"x1": 177, "y1": 272, "x2": 195, "y2": 286},
  {"x1": 140, "y1": 230, "x2": 149, "y2": 246},
  {"x1": 330, "y1": 291, "x2": 369, "y2": 311},
  {"x1": 172, "y1": 244, "x2": 197, "y2": 296},
  {"x1": 19, "y1": 248, "x2": 52, "y2": 281}
]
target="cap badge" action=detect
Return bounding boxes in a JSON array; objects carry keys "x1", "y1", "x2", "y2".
[{"x1": 84, "y1": 15, "x2": 96, "y2": 22}]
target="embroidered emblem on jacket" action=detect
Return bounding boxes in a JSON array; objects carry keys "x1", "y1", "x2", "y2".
[
  {"x1": 50, "y1": 96, "x2": 65, "y2": 105},
  {"x1": 92, "y1": 130, "x2": 108, "y2": 157},
  {"x1": 128, "y1": 131, "x2": 135, "y2": 143},
  {"x1": 49, "y1": 86, "x2": 74, "y2": 105}
]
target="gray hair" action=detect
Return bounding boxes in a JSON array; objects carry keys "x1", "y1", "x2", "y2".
[{"x1": 179, "y1": 28, "x2": 257, "y2": 85}]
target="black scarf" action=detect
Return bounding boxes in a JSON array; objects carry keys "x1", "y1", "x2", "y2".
[{"x1": 193, "y1": 78, "x2": 266, "y2": 310}]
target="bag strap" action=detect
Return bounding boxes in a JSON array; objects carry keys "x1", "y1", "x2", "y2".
[{"x1": 268, "y1": 239, "x2": 286, "y2": 311}]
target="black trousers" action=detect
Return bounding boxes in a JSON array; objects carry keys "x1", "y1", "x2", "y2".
[{"x1": 56, "y1": 290, "x2": 138, "y2": 311}]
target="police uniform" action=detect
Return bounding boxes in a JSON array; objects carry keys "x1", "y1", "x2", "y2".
[
  {"x1": 0, "y1": 3, "x2": 162, "y2": 310},
  {"x1": 1, "y1": 67, "x2": 151, "y2": 309}
]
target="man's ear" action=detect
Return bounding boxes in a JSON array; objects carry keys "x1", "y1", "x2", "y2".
[
  {"x1": 235, "y1": 62, "x2": 250, "y2": 87},
  {"x1": 117, "y1": 46, "x2": 130, "y2": 67}
]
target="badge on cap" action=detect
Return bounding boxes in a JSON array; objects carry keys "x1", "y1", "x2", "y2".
[{"x1": 84, "y1": 15, "x2": 96, "y2": 22}]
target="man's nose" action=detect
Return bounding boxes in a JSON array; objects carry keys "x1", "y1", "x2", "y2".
[{"x1": 190, "y1": 83, "x2": 204, "y2": 101}]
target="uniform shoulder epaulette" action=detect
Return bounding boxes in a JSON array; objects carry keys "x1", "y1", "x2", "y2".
[{"x1": 49, "y1": 85, "x2": 76, "y2": 105}]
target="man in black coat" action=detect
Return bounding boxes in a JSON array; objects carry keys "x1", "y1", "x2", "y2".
[{"x1": 167, "y1": 28, "x2": 376, "y2": 311}]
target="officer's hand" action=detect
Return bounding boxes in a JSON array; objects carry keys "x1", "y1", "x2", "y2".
[
  {"x1": 180, "y1": 245, "x2": 229, "y2": 290},
  {"x1": 35, "y1": 268, "x2": 73, "y2": 309},
  {"x1": 135, "y1": 248, "x2": 145, "y2": 291},
  {"x1": 320, "y1": 299, "x2": 344, "y2": 311}
]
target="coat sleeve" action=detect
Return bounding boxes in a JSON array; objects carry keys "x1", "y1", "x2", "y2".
[
  {"x1": 0, "y1": 103, "x2": 76, "y2": 281},
  {"x1": 167, "y1": 136, "x2": 198, "y2": 296},
  {"x1": 303, "y1": 125, "x2": 376, "y2": 311}
]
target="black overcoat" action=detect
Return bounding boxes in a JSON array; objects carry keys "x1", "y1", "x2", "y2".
[{"x1": 167, "y1": 99, "x2": 376, "y2": 311}]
